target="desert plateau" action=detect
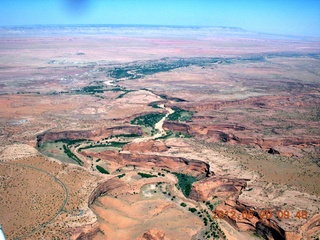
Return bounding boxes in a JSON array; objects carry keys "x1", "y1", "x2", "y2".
[{"x1": 0, "y1": 26, "x2": 319, "y2": 240}]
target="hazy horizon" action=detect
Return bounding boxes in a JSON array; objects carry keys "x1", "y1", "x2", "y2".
[{"x1": 0, "y1": 0, "x2": 319, "y2": 38}]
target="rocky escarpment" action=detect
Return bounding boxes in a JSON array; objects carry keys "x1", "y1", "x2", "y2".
[
  {"x1": 82, "y1": 149, "x2": 210, "y2": 178},
  {"x1": 215, "y1": 199, "x2": 286, "y2": 240},
  {"x1": 299, "y1": 214, "x2": 320, "y2": 239},
  {"x1": 192, "y1": 127, "x2": 320, "y2": 149},
  {"x1": 163, "y1": 121, "x2": 320, "y2": 156},
  {"x1": 189, "y1": 176, "x2": 320, "y2": 239},
  {"x1": 162, "y1": 93, "x2": 320, "y2": 157},
  {"x1": 163, "y1": 121, "x2": 190, "y2": 133},
  {"x1": 122, "y1": 139, "x2": 170, "y2": 153},
  {"x1": 189, "y1": 177, "x2": 287, "y2": 239},
  {"x1": 36, "y1": 125, "x2": 145, "y2": 146},
  {"x1": 216, "y1": 201, "x2": 320, "y2": 240},
  {"x1": 73, "y1": 178, "x2": 130, "y2": 239},
  {"x1": 178, "y1": 94, "x2": 320, "y2": 112},
  {"x1": 163, "y1": 121, "x2": 246, "y2": 139},
  {"x1": 163, "y1": 122, "x2": 246, "y2": 137},
  {"x1": 137, "y1": 228, "x2": 168, "y2": 240},
  {"x1": 189, "y1": 176, "x2": 247, "y2": 201},
  {"x1": 88, "y1": 177, "x2": 127, "y2": 205},
  {"x1": 69, "y1": 223, "x2": 101, "y2": 240}
]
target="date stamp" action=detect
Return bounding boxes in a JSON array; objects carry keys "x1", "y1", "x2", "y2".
[{"x1": 212, "y1": 209, "x2": 308, "y2": 220}]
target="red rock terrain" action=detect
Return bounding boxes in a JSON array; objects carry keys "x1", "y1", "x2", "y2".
[
  {"x1": 1, "y1": 26, "x2": 319, "y2": 240},
  {"x1": 137, "y1": 229, "x2": 168, "y2": 240},
  {"x1": 37, "y1": 126, "x2": 145, "y2": 145},
  {"x1": 82, "y1": 149, "x2": 210, "y2": 178},
  {"x1": 123, "y1": 139, "x2": 170, "y2": 153},
  {"x1": 163, "y1": 93, "x2": 320, "y2": 157},
  {"x1": 164, "y1": 120, "x2": 320, "y2": 155},
  {"x1": 189, "y1": 176, "x2": 320, "y2": 240}
]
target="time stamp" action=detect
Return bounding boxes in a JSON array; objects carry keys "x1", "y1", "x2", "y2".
[{"x1": 212, "y1": 209, "x2": 308, "y2": 220}]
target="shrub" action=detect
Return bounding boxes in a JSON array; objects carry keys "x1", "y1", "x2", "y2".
[
  {"x1": 114, "y1": 133, "x2": 141, "y2": 138},
  {"x1": 96, "y1": 165, "x2": 109, "y2": 174},
  {"x1": 189, "y1": 207, "x2": 197, "y2": 213},
  {"x1": 180, "y1": 202, "x2": 187, "y2": 207},
  {"x1": 173, "y1": 172, "x2": 197, "y2": 197},
  {"x1": 118, "y1": 173, "x2": 125, "y2": 179},
  {"x1": 138, "y1": 172, "x2": 157, "y2": 178},
  {"x1": 130, "y1": 113, "x2": 166, "y2": 128}
]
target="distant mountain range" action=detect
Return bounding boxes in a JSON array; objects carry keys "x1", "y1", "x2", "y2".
[{"x1": 0, "y1": 24, "x2": 316, "y2": 41}]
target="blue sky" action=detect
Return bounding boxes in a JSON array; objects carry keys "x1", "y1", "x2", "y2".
[{"x1": 0, "y1": 0, "x2": 319, "y2": 37}]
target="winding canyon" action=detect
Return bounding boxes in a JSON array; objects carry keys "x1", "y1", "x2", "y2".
[{"x1": 0, "y1": 26, "x2": 319, "y2": 240}]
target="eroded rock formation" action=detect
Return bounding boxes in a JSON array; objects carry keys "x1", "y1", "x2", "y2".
[
  {"x1": 69, "y1": 223, "x2": 101, "y2": 240},
  {"x1": 180, "y1": 95, "x2": 320, "y2": 112},
  {"x1": 189, "y1": 177, "x2": 287, "y2": 239},
  {"x1": 88, "y1": 177, "x2": 128, "y2": 205},
  {"x1": 82, "y1": 149, "x2": 209, "y2": 178},
  {"x1": 137, "y1": 228, "x2": 168, "y2": 240},
  {"x1": 299, "y1": 214, "x2": 320, "y2": 239},
  {"x1": 163, "y1": 121, "x2": 320, "y2": 155},
  {"x1": 123, "y1": 139, "x2": 170, "y2": 153},
  {"x1": 189, "y1": 176, "x2": 320, "y2": 240},
  {"x1": 163, "y1": 121, "x2": 190, "y2": 133},
  {"x1": 216, "y1": 200, "x2": 286, "y2": 240},
  {"x1": 37, "y1": 125, "x2": 144, "y2": 146},
  {"x1": 189, "y1": 176, "x2": 247, "y2": 201}
]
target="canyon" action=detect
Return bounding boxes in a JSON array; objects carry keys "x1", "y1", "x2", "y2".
[{"x1": 0, "y1": 26, "x2": 319, "y2": 240}]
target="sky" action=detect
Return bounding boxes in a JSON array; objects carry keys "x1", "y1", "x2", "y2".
[{"x1": 0, "y1": 0, "x2": 319, "y2": 37}]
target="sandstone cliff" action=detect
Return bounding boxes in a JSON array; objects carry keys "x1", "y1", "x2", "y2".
[
  {"x1": 163, "y1": 121, "x2": 320, "y2": 155},
  {"x1": 137, "y1": 228, "x2": 169, "y2": 240},
  {"x1": 180, "y1": 94, "x2": 320, "y2": 112},
  {"x1": 82, "y1": 149, "x2": 210, "y2": 178},
  {"x1": 37, "y1": 125, "x2": 144, "y2": 146},
  {"x1": 69, "y1": 223, "x2": 101, "y2": 240},
  {"x1": 123, "y1": 139, "x2": 170, "y2": 153},
  {"x1": 189, "y1": 176, "x2": 320, "y2": 239},
  {"x1": 189, "y1": 176, "x2": 247, "y2": 201},
  {"x1": 88, "y1": 177, "x2": 128, "y2": 205}
]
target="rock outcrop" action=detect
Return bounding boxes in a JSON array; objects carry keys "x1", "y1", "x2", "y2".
[
  {"x1": 163, "y1": 121, "x2": 190, "y2": 133},
  {"x1": 163, "y1": 121, "x2": 320, "y2": 154},
  {"x1": 189, "y1": 177, "x2": 286, "y2": 239},
  {"x1": 189, "y1": 176, "x2": 247, "y2": 201},
  {"x1": 137, "y1": 228, "x2": 168, "y2": 240},
  {"x1": 215, "y1": 200, "x2": 286, "y2": 240},
  {"x1": 37, "y1": 125, "x2": 144, "y2": 146},
  {"x1": 82, "y1": 150, "x2": 210, "y2": 178},
  {"x1": 299, "y1": 213, "x2": 320, "y2": 239},
  {"x1": 69, "y1": 223, "x2": 101, "y2": 240},
  {"x1": 189, "y1": 176, "x2": 320, "y2": 239},
  {"x1": 88, "y1": 177, "x2": 128, "y2": 205},
  {"x1": 180, "y1": 94, "x2": 320, "y2": 112},
  {"x1": 123, "y1": 139, "x2": 170, "y2": 153},
  {"x1": 162, "y1": 94, "x2": 320, "y2": 156},
  {"x1": 268, "y1": 146, "x2": 303, "y2": 157}
]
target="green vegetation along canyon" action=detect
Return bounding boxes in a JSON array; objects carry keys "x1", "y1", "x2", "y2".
[{"x1": 0, "y1": 26, "x2": 319, "y2": 240}]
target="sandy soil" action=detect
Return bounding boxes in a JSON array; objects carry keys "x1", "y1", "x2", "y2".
[
  {"x1": 91, "y1": 177, "x2": 203, "y2": 240},
  {"x1": 0, "y1": 26, "x2": 319, "y2": 239}
]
